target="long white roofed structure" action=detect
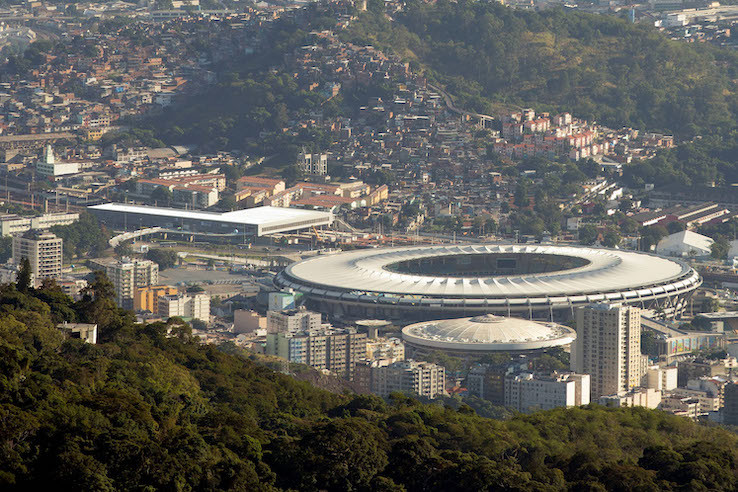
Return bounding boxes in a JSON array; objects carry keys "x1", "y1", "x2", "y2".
[
  {"x1": 89, "y1": 203, "x2": 333, "y2": 237},
  {"x1": 274, "y1": 244, "x2": 701, "y2": 320}
]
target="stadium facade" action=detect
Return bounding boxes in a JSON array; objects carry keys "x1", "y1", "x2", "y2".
[{"x1": 274, "y1": 244, "x2": 701, "y2": 320}]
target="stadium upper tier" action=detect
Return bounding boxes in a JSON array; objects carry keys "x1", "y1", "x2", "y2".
[{"x1": 274, "y1": 244, "x2": 701, "y2": 320}]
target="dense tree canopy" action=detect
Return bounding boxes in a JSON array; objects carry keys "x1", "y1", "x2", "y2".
[
  {"x1": 145, "y1": 248, "x2": 178, "y2": 270},
  {"x1": 50, "y1": 211, "x2": 110, "y2": 260}
]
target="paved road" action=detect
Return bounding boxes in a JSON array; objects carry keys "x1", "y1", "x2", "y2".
[{"x1": 428, "y1": 83, "x2": 495, "y2": 122}]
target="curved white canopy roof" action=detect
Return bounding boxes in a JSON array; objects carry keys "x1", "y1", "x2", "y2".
[{"x1": 281, "y1": 244, "x2": 693, "y2": 298}]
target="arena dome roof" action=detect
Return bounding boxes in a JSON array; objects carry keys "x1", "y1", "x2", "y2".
[{"x1": 402, "y1": 314, "x2": 577, "y2": 352}]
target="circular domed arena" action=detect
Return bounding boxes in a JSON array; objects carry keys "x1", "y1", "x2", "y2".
[
  {"x1": 402, "y1": 314, "x2": 577, "y2": 356},
  {"x1": 274, "y1": 244, "x2": 701, "y2": 321}
]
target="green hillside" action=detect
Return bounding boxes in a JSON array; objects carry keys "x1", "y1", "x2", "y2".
[
  {"x1": 1, "y1": 273, "x2": 738, "y2": 490},
  {"x1": 346, "y1": 0, "x2": 738, "y2": 138}
]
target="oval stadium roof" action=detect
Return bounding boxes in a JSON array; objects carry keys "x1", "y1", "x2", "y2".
[{"x1": 280, "y1": 244, "x2": 694, "y2": 297}]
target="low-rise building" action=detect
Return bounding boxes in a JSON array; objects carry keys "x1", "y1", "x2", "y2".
[
  {"x1": 669, "y1": 387, "x2": 721, "y2": 413},
  {"x1": 268, "y1": 291, "x2": 297, "y2": 311},
  {"x1": 36, "y1": 146, "x2": 79, "y2": 177},
  {"x1": 599, "y1": 388, "x2": 662, "y2": 409},
  {"x1": 660, "y1": 395, "x2": 700, "y2": 420},
  {"x1": 234, "y1": 309, "x2": 267, "y2": 334},
  {"x1": 0, "y1": 212, "x2": 79, "y2": 237},
  {"x1": 158, "y1": 293, "x2": 210, "y2": 323},
  {"x1": 134, "y1": 285, "x2": 178, "y2": 312},
  {"x1": 58, "y1": 322, "x2": 97, "y2": 344},
  {"x1": 504, "y1": 372, "x2": 590, "y2": 413}
]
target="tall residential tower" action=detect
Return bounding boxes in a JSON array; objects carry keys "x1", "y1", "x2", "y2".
[
  {"x1": 571, "y1": 304, "x2": 643, "y2": 399},
  {"x1": 12, "y1": 230, "x2": 63, "y2": 282}
]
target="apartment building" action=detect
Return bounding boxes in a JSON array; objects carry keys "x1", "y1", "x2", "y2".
[
  {"x1": 297, "y1": 151, "x2": 328, "y2": 176},
  {"x1": 91, "y1": 257, "x2": 158, "y2": 309},
  {"x1": 571, "y1": 304, "x2": 644, "y2": 399},
  {"x1": 722, "y1": 383, "x2": 738, "y2": 425},
  {"x1": 266, "y1": 308, "x2": 321, "y2": 334},
  {"x1": 367, "y1": 359, "x2": 446, "y2": 399},
  {"x1": 504, "y1": 372, "x2": 590, "y2": 413},
  {"x1": 265, "y1": 327, "x2": 367, "y2": 379},
  {"x1": 158, "y1": 293, "x2": 210, "y2": 323},
  {"x1": 12, "y1": 230, "x2": 63, "y2": 281},
  {"x1": 134, "y1": 285, "x2": 178, "y2": 311},
  {"x1": 365, "y1": 337, "x2": 405, "y2": 362}
]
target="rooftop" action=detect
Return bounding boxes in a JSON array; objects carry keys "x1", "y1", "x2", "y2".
[{"x1": 89, "y1": 203, "x2": 333, "y2": 226}]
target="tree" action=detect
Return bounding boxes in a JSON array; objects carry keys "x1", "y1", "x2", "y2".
[
  {"x1": 640, "y1": 225, "x2": 669, "y2": 251},
  {"x1": 711, "y1": 235, "x2": 730, "y2": 260},
  {"x1": 601, "y1": 228, "x2": 621, "y2": 248},
  {"x1": 51, "y1": 212, "x2": 110, "y2": 260},
  {"x1": 75, "y1": 270, "x2": 127, "y2": 341},
  {"x1": 667, "y1": 221, "x2": 686, "y2": 234},
  {"x1": 16, "y1": 258, "x2": 32, "y2": 293},
  {"x1": 114, "y1": 243, "x2": 134, "y2": 257},
  {"x1": 150, "y1": 187, "x2": 173, "y2": 206},
  {"x1": 514, "y1": 182, "x2": 530, "y2": 208},
  {"x1": 146, "y1": 248, "x2": 178, "y2": 270},
  {"x1": 297, "y1": 419, "x2": 389, "y2": 491},
  {"x1": 578, "y1": 224, "x2": 598, "y2": 245}
]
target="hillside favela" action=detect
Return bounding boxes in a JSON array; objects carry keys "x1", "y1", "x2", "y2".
[{"x1": 6, "y1": 0, "x2": 738, "y2": 489}]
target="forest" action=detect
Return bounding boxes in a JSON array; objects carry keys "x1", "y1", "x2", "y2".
[{"x1": 1, "y1": 273, "x2": 738, "y2": 490}]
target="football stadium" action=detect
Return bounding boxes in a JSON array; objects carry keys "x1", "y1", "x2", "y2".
[{"x1": 274, "y1": 244, "x2": 701, "y2": 320}]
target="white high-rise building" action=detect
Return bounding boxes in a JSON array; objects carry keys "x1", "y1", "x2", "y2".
[
  {"x1": 91, "y1": 257, "x2": 159, "y2": 309},
  {"x1": 12, "y1": 230, "x2": 63, "y2": 282},
  {"x1": 266, "y1": 308, "x2": 321, "y2": 334},
  {"x1": 571, "y1": 304, "x2": 643, "y2": 399},
  {"x1": 297, "y1": 151, "x2": 328, "y2": 176}
]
